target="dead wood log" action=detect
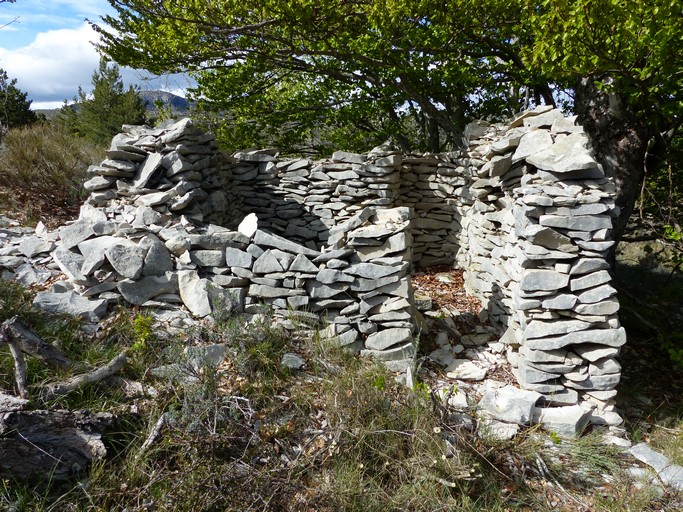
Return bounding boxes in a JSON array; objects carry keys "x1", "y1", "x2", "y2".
[
  {"x1": 0, "y1": 316, "x2": 72, "y2": 369},
  {"x1": 7, "y1": 342, "x2": 29, "y2": 398},
  {"x1": 0, "y1": 409, "x2": 114, "y2": 483},
  {"x1": 0, "y1": 391, "x2": 28, "y2": 412},
  {"x1": 40, "y1": 352, "x2": 127, "y2": 400}
]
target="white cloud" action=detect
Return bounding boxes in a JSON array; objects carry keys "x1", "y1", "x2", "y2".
[{"x1": 0, "y1": 22, "x2": 101, "y2": 103}]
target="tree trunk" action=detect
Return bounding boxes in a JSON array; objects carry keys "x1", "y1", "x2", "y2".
[{"x1": 574, "y1": 76, "x2": 650, "y2": 244}]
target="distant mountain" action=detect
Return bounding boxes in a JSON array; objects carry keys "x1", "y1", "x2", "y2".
[
  {"x1": 33, "y1": 90, "x2": 191, "y2": 120},
  {"x1": 140, "y1": 90, "x2": 191, "y2": 112}
]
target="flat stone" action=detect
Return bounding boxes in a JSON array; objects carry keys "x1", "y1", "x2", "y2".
[
  {"x1": 525, "y1": 327, "x2": 626, "y2": 350},
  {"x1": 525, "y1": 226, "x2": 576, "y2": 253},
  {"x1": 577, "y1": 284, "x2": 617, "y2": 304},
  {"x1": 479, "y1": 419, "x2": 519, "y2": 441},
  {"x1": 317, "y1": 268, "x2": 354, "y2": 284},
  {"x1": 361, "y1": 341, "x2": 414, "y2": 361},
  {"x1": 140, "y1": 237, "x2": 174, "y2": 276},
  {"x1": 569, "y1": 270, "x2": 611, "y2": 291},
  {"x1": 365, "y1": 328, "x2": 412, "y2": 350},
  {"x1": 18, "y1": 236, "x2": 54, "y2": 258},
  {"x1": 539, "y1": 214, "x2": 612, "y2": 231},
  {"x1": 178, "y1": 270, "x2": 212, "y2": 317},
  {"x1": 478, "y1": 385, "x2": 541, "y2": 424},
  {"x1": 190, "y1": 250, "x2": 226, "y2": 267},
  {"x1": 59, "y1": 220, "x2": 98, "y2": 249},
  {"x1": 512, "y1": 130, "x2": 554, "y2": 162},
  {"x1": 524, "y1": 319, "x2": 592, "y2": 340},
  {"x1": 532, "y1": 405, "x2": 592, "y2": 436},
  {"x1": 629, "y1": 443, "x2": 671, "y2": 473},
  {"x1": 289, "y1": 254, "x2": 318, "y2": 273},
  {"x1": 105, "y1": 243, "x2": 146, "y2": 279},
  {"x1": 134, "y1": 191, "x2": 172, "y2": 207},
  {"x1": 445, "y1": 360, "x2": 487, "y2": 381},
  {"x1": 573, "y1": 344, "x2": 620, "y2": 362},
  {"x1": 252, "y1": 250, "x2": 285, "y2": 274},
  {"x1": 542, "y1": 294, "x2": 578, "y2": 310},
  {"x1": 520, "y1": 269, "x2": 569, "y2": 292},
  {"x1": 344, "y1": 262, "x2": 402, "y2": 279},
  {"x1": 574, "y1": 298, "x2": 619, "y2": 316},
  {"x1": 132, "y1": 152, "x2": 163, "y2": 188},
  {"x1": 306, "y1": 281, "x2": 348, "y2": 299},
  {"x1": 332, "y1": 151, "x2": 365, "y2": 164},
  {"x1": 253, "y1": 229, "x2": 320, "y2": 257},
  {"x1": 225, "y1": 247, "x2": 253, "y2": 268},
  {"x1": 281, "y1": 353, "x2": 306, "y2": 370},
  {"x1": 33, "y1": 290, "x2": 108, "y2": 322},
  {"x1": 52, "y1": 246, "x2": 88, "y2": 283},
  {"x1": 118, "y1": 274, "x2": 178, "y2": 306}
]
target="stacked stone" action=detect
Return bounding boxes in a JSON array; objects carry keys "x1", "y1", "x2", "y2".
[
  {"x1": 229, "y1": 149, "x2": 403, "y2": 248},
  {"x1": 82, "y1": 118, "x2": 242, "y2": 228},
  {"x1": 455, "y1": 106, "x2": 622, "y2": 423},
  {"x1": 397, "y1": 155, "x2": 467, "y2": 266}
]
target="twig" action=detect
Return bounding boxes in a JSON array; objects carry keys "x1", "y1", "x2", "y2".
[
  {"x1": 136, "y1": 412, "x2": 168, "y2": 460},
  {"x1": 40, "y1": 352, "x2": 127, "y2": 400},
  {"x1": 1, "y1": 316, "x2": 72, "y2": 369},
  {"x1": 7, "y1": 342, "x2": 28, "y2": 398},
  {"x1": 535, "y1": 454, "x2": 589, "y2": 511}
]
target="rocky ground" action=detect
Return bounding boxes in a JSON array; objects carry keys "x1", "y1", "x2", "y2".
[{"x1": 1, "y1": 213, "x2": 682, "y2": 510}]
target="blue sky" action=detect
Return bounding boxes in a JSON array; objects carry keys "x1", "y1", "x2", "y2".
[{"x1": 0, "y1": 0, "x2": 191, "y2": 109}]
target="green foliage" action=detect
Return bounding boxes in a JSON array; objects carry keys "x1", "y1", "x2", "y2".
[
  {"x1": 131, "y1": 313, "x2": 153, "y2": 353},
  {"x1": 0, "y1": 68, "x2": 37, "y2": 137},
  {"x1": 57, "y1": 58, "x2": 146, "y2": 147},
  {"x1": 0, "y1": 122, "x2": 104, "y2": 220}
]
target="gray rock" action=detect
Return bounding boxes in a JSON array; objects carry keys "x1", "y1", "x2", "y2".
[
  {"x1": 190, "y1": 250, "x2": 226, "y2": 267},
  {"x1": 253, "y1": 250, "x2": 285, "y2": 274},
  {"x1": 532, "y1": 405, "x2": 592, "y2": 436},
  {"x1": 178, "y1": 270, "x2": 212, "y2": 317},
  {"x1": 512, "y1": 130, "x2": 554, "y2": 162},
  {"x1": 105, "y1": 243, "x2": 146, "y2": 279},
  {"x1": 365, "y1": 328, "x2": 412, "y2": 350},
  {"x1": 118, "y1": 274, "x2": 178, "y2": 305},
  {"x1": 281, "y1": 353, "x2": 306, "y2": 370},
  {"x1": 140, "y1": 237, "x2": 174, "y2": 276},
  {"x1": 344, "y1": 262, "x2": 402, "y2": 279},
  {"x1": 225, "y1": 247, "x2": 253, "y2": 268},
  {"x1": 524, "y1": 319, "x2": 592, "y2": 340},
  {"x1": 539, "y1": 214, "x2": 612, "y2": 231},
  {"x1": 132, "y1": 152, "x2": 163, "y2": 188},
  {"x1": 317, "y1": 268, "x2": 354, "y2": 284},
  {"x1": 361, "y1": 341, "x2": 414, "y2": 361},
  {"x1": 570, "y1": 270, "x2": 611, "y2": 291},
  {"x1": 525, "y1": 327, "x2": 626, "y2": 350},
  {"x1": 33, "y1": 290, "x2": 108, "y2": 322},
  {"x1": 52, "y1": 246, "x2": 88, "y2": 283},
  {"x1": 18, "y1": 236, "x2": 54, "y2": 258},
  {"x1": 332, "y1": 151, "x2": 365, "y2": 164},
  {"x1": 577, "y1": 284, "x2": 617, "y2": 303},
  {"x1": 445, "y1": 360, "x2": 487, "y2": 381},
  {"x1": 478, "y1": 385, "x2": 541, "y2": 424},
  {"x1": 629, "y1": 443, "x2": 670, "y2": 473},
  {"x1": 520, "y1": 269, "x2": 569, "y2": 292},
  {"x1": 253, "y1": 229, "x2": 320, "y2": 257}
]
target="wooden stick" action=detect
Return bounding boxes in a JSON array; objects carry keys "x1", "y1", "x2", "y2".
[
  {"x1": 40, "y1": 352, "x2": 127, "y2": 400},
  {"x1": 1, "y1": 316, "x2": 72, "y2": 370},
  {"x1": 7, "y1": 342, "x2": 29, "y2": 399}
]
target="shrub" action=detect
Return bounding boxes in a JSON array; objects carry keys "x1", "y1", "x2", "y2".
[{"x1": 0, "y1": 122, "x2": 104, "y2": 222}]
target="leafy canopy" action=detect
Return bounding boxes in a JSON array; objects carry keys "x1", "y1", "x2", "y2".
[{"x1": 94, "y1": 1, "x2": 681, "y2": 155}]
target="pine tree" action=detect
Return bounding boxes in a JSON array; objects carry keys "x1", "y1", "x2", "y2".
[
  {"x1": 0, "y1": 68, "x2": 37, "y2": 139},
  {"x1": 59, "y1": 59, "x2": 146, "y2": 146}
]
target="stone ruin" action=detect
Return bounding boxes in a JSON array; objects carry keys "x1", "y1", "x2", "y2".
[{"x1": 0, "y1": 106, "x2": 625, "y2": 427}]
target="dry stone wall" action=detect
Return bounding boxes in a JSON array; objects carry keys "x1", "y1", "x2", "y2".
[{"x1": 24, "y1": 108, "x2": 623, "y2": 417}]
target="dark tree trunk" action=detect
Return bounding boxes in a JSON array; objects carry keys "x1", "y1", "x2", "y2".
[{"x1": 574, "y1": 76, "x2": 650, "y2": 244}]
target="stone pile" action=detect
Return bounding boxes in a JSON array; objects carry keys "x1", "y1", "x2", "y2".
[
  {"x1": 455, "y1": 105, "x2": 623, "y2": 423},
  {"x1": 83, "y1": 118, "x2": 241, "y2": 227},
  {"x1": 0, "y1": 110, "x2": 624, "y2": 424}
]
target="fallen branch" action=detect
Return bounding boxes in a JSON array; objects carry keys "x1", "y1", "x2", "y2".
[
  {"x1": 7, "y1": 342, "x2": 29, "y2": 399},
  {"x1": 136, "y1": 412, "x2": 168, "y2": 461},
  {"x1": 0, "y1": 316, "x2": 72, "y2": 369},
  {"x1": 40, "y1": 352, "x2": 127, "y2": 400}
]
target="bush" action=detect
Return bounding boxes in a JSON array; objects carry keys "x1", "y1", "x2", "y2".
[{"x1": 0, "y1": 122, "x2": 104, "y2": 222}]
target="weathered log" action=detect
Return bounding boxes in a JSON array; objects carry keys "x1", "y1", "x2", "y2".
[
  {"x1": 7, "y1": 342, "x2": 29, "y2": 398},
  {"x1": 0, "y1": 316, "x2": 72, "y2": 370},
  {"x1": 0, "y1": 391, "x2": 28, "y2": 412},
  {"x1": 0, "y1": 409, "x2": 114, "y2": 483},
  {"x1": 40, "y1": 352, "x2": 127, "y2": 400}
]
